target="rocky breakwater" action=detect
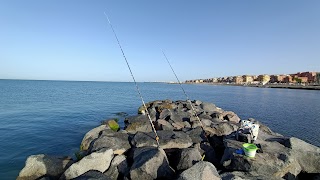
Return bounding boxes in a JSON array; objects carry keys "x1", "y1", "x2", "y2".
[{"x1": 18, "y1": 100, "x2": 320, "y2": 180}]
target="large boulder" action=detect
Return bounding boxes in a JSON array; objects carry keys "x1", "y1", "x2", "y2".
[
  {"x1": 17, "y1": 155, "x2": 73, "y2": 180},
  {"x1": 104, "y1": 155, "x2": 128, "y2": 180},
  {"x1": 132, "y1": 130, "x2": 193, "y2": 149},
  {"x1": 283, "y1": 137, "x2": 320, "y2": 174},
  {"x1": 72, "y1": 170, "x2": 111, "y2": 180},
  {"x1": 186, "y1": 127, "x2": 206, "y2": 144},
  {"x1": 222, "y1": 111, "x2": 241, "y2": 123},
  {"x1": 125, "y1": 115, "x2": 153, "y2": 134},
  {"x1": 178, "y1": 161, "x2": 220, "y2": 180},
  {"x1": 200, "y1": 102, "x2": 217, "y2": 113},
  {"x1": 202, "y1": 119, "x2": 213, "y2": 127},
  {"x1": 157, "y1": 119, "x2": 174, "y2": 130},
  {"x1": 62, "y1": 149, "x2": 113, "y2": 179},
  {"x1": 172, "y1": 121, "x2": 186, "y2": 130},
  {"x1": 90, "y1": 129, "x2": 130, "y2": 155},
  {"x1": 169, "y1": 110, "x2": 191, "y2": 123},
  {"x1": 130, "y1": 147, "x2": 174, "y2": 180},
  {"x1": 205, "y1": 122, "x2": 238, "y2": 136},
  {"x1": 176, "y1": 148, "x2": 202, "y2": 171},
  {"x1": 159, "y1": 109, "x2": 172, "y2": 119},
  {"x1": 220, "y1": 171, "x2": 281, "y2": 180},
  {"x1": 80, "y1": 125, "x2": 109, "y2": 151}
]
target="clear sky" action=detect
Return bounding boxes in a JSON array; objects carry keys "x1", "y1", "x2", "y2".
[{"x1": 1, "y1": 1, "x2": 319, "y2": 82}]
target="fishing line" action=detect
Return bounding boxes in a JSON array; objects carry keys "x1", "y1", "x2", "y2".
[
  {"x1": 162, "y1": 50, "x2": 205, "y2": 130},
  {"x1": 104, "y1": 12, "x2": 160, "y2": 146}
]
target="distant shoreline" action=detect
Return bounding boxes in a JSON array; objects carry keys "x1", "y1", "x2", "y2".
[{"x1": 183, "y1": 82, "x2": 320, "y2": 90}]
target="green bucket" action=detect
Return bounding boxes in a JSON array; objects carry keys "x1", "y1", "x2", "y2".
[{"x1": 242, "y1": 143, "x2": 258, "y2": 158}]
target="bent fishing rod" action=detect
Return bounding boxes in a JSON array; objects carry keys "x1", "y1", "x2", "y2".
[
  {"x1": 162, "y1": 50, "x2": 205, "y2": 130},
  {"x1": 104, "y1": 12, "x2": 160, "y2": 146}
]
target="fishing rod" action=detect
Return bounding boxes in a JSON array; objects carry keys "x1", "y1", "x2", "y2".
[
  {"x1": 162, "y1": 50, "x2": 205, "y2": 130},
  {"x1": 104, "y1": 12, "x2": 160, "y2": 146}
]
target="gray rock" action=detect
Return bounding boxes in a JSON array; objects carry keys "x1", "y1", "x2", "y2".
[
  {"x1": 220, "y1": 171, "x2": 281, "y2": 180},
  {"x1": 190, "y1": 114, "x2": 202, "y2": 122},
  {"x1": 147, "y1": 107, "x2": 157, "y2": 120},
  {"x1": 284, "y1": 137, "x2": 320, "y2": 152},
  {"x1": 17, "y1": 155, "x2": 73, "y2": 180},
  {"x1": 132, "y1": 130, "x2": 193, "y2": 149},
  {"x1": 62, "y1": 149, "x2": 113, "y2": 180},
  {"x1": 207, "y1": 122, "x2": 237, "y2": 136},
  {"x1": 186, "y1": 127, "x2": 206, "y2": 144},
  {"x1": 80, "y1": 125, "x2": 109, "y2": 151},
  {"x1": 202, "y1": 119, "x2": 213, "y2": 127},
  {"x1": 157, "y1": 119, "x2": 174, "y2": 130},
  {"x1": 192, "y1": 121, "x2": 202, "y2": 129},
  {"x1": 211, "y1": 112, "x2": 224, "y2": 120},
  {"x1": 176, "y1": 148, "x2": 202, "y2": 171},
  {"x1": 159, "y1": 109, "x2": 171, "y2": 119},
  {"x1": 90, "y1": 130, "x2": 130, "y2": 155},
  {"x1": 130, "y1": 147, "x2": 174, "y2": 180},
  {"x1": 73, "y1": 170, "x2": 111, "y2": 180},
  {"x1": 183, "y1": 121, "x2": 192, "y2": 128},
  {"x1": 198, "y1": 113, "x2": 213, "y2": 120},
  {"x1": 170, "y1": 111, "x2": 191, "y2": 123},
  {"x1": 195, "y1": 100, "x2": 202, "y2": 106},
  {"x1": 284, "y1": 137, "x2": 320, "y2": 174},
  {"x1": 125, "y1": 115, "x2": 153, "y2": 134},
  {"x1": 178, "y1": 161, "x2": 220, "y2": 180},
  {"x1": 200, "y1": 102, "x2": 217, "y2": 113},
  {"x1": 172, "y1": 121, "x2": 185, "y2": 130},
  {"x1": 104, "y1": 155, "x2": 128, "y2": 180},
  {"x1": 222, "y1": 111, "x2": 241, "y2": 123}
]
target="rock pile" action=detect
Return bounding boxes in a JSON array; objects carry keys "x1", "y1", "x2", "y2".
[{"x1": 17, "y1": 100, "x2": 320, "y2": 180}]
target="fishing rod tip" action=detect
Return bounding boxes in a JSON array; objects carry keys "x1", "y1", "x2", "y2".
[{"x1": 103, "y1": 11, "x2": 111, "y2": 24}]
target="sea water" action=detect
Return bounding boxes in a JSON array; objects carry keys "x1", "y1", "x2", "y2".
[{"x1": 0, "y1": 80, "x2": 319, "y2": 179}]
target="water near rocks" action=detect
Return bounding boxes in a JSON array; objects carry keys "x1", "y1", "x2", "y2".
[{"x1": 0, "y1": 80, "x2": 319, "y2": 179}]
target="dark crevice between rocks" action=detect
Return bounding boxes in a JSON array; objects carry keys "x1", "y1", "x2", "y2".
[
  {"x1": 208, "y1": 135, "x2": 225, "y2": 168},
  {"x1": 87, "y1": 138, "x2": 99, "y2": 154},
  {"x1": 182, "y1": 117, "x2": 190, "y2": 122},
  {"x1": 296, "y1": 172, "x2": 320, "y2": 180},
  {"x1": 156, "y1": 158, "x2": 176, "y2": 180},
  {"x1": 124, "y1": 147, "x2": 135, "y2": 171},
  {"x1": 165, "y1": 148, "x2": 181, "y2": 172},
  {"x1": 155, "y1": 106, "x2": 161, "y2": 120}
]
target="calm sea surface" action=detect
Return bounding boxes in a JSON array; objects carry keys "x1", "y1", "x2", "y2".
[{"x1": 0, "y1": 80, "x2": 319, "y2": 179}]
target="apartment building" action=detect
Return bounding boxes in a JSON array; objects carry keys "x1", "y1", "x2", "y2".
[
  {"x1": 233, "y1": 76, "x2": 243, "y2": 84},
  {"x1": 257, "y1": 74, "x2": 271, "y2": 84},
  {"x1": 242, "y1": 75, "x2": 254, "y2": 84}
]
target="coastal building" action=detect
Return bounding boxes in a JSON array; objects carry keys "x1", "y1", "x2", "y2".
[
  {"x1": 283, "y1": 75, "x2": 293, "y2": 83},
  {"x1": 270, "y1": 75, "x2": 286, "y2": 83},
  {"x1": 233, "y1": 76, "x2": 243, "y2": 84},
  {"x1": 195, "y1": 79, "x2": 204, "y2": 83},
  {"x1": 212, "y1": 78, "x2": 218, "y2": 83},
  {"x1": 242, "y1": 75, "x2": 254, "y2": 84},
  {"x1": 295, "y1": 77, "x2": 308, "y2": 83},
  {"x1": 257, "y1": 74, "x2": 271, "y2": 84},
  {"x1": 296, "y1": 72, "x2": 317, "y2": 83},
  {"x1": 316, "y1": 73, "x2": 320, "y2": 84}
]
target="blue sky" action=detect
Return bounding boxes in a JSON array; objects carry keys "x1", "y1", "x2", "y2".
[{"x1": 1, "y1": 1, "x2": 319, "y2": 82}]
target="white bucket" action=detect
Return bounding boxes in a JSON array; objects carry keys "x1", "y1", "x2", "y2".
[{"x1": 243, "y1": 143, "x2": 258, "y2": 158}]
